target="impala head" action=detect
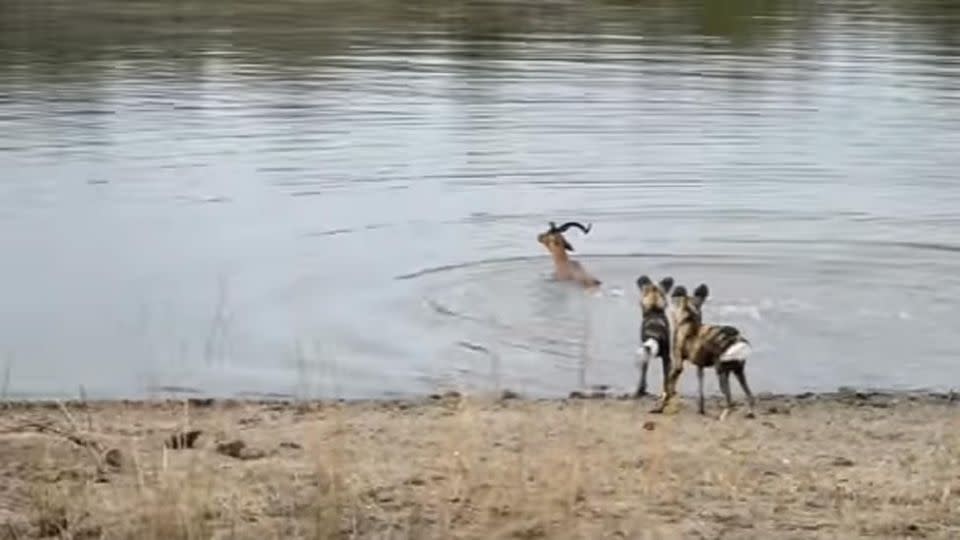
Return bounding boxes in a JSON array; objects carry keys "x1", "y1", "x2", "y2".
[
  {"x1": 670, "y1": 283, "x2": 710, "y2": 328},
  {"x1": 536, "y1": 221, "x2": 592, "y2": 254},
  {"x1": 635, "y1": 275, "x2": 675, "y2": 313}
]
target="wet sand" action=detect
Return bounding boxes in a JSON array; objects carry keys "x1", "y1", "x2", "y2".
[{"x1": 1, "y1": 389, "x2": 958, "y2": 539}]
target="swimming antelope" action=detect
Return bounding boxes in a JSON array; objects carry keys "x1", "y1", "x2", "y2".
[
  {"x1": 634, "y1": 274, "x2": 675, "y2": 399},
  {"x1": 536, "y1": 221, "x2": 601, "y2": 288},
  {"x1": 651, "y1": 283, "x2": 757, "y2": 419}
]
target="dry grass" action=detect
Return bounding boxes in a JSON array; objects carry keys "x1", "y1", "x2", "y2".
[{"x1": 0, "y1": 391, "x2": 959, "y2": 539}]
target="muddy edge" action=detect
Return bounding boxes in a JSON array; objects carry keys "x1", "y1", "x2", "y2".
[{"x1": 1, "y1": 387, "x2": 957, "y2": 414}]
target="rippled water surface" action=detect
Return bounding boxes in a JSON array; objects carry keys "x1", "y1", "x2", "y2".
[{"x1": 2, "y1": 0, "x2": 959, "y2": 399}]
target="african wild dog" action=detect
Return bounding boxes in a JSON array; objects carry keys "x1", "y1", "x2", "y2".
[
  {"x1": 634, "y1": 275, "x2": 675, "y2": 400},
  {"x1": 651, "y1": 283, "x2": 757, "y2": 419},
  {"x1": 536, "y1": 221, "x2": 601, "y2": 288}
]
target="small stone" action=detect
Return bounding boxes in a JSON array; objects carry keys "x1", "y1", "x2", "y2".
[
  {"x1": 279, "y1": 441, "x2": 302, "y2": 450},
  {"x1": 500, "y1": 389, "x2": 521, "y2": 400},
  {"x1": 832, "y1": 457, "x2": 855, "y2": 467},
  {"x1": 217, "y1": 439, "x2": 265, "y2": 460},
  {"x1": 103, "y1": 448, "x2": 123, "y2": 469},
  {"x1": 642, "y1": 421, "x2": 656, "y2": 431},
  {"x1": 216, "y1": 440, "x2": 246, "y2": 458},
  {"x1": 187, "y1": 398, "x2": 215, "y2": 408}
]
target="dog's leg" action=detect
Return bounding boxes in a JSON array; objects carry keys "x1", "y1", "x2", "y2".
[
  {"x1": 635, "y1": 338, "x2": 655, "y2": 398},
  {"x1": 696, "y1": 365, "x2": 705, "y2": 415},
  {"x1": 660, "y1": 346, "x2": 671, "y2": 401},
  {"x1": 717, "y1": 365, "x2": 734, "y2": 421},
  {"x1": 733, "y1": 363, "x2": 756, "y2": 419},
  {"x1": 651, "y1": 358, "x2": 683, "y2": 414},
  {"x1": 635, "y1": 353, "x2": 649, "y2": 398}
]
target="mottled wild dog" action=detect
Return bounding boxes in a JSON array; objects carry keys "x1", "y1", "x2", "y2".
[
  {"x1": 652, "y1": 283, "x2": 757, "y2": 419},
  {"x1": 634, "y1": 274, "x2": 675, "y2": 399},
  {"x1": 536, "y1": 221, "x2": 601, "y2": 288}
]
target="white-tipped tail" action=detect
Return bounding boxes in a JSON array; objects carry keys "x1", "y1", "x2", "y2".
[
  {"x1": 719, "y1": 341, "x2": 752, "y2": 363},
  {"x1": 644, "y1": 338, "x2": 659, "y2": 359},
  {"x1": 636, "y1": 338, "x2": 659, "y2": 362}
]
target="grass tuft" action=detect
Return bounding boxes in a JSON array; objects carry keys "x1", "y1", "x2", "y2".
[{"x1": 0, "y1": 393, "x2": 958, "y2": 538}]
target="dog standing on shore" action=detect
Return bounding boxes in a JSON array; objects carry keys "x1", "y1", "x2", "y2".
[
  {"x1": 634, "y1": 275, "x2": 675, "y2": 400},
  {"x1": 651, "y1": 283, "x2": 757, "y2": 419}
]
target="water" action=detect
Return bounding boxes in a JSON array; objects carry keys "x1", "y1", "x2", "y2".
[{"x1": 1, "y1": 0, "x2": 959, "y2": 400}]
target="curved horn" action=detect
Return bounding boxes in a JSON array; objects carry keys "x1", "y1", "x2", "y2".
[{"x1": 555, "y1": 221, "x2": 591, "y2": 234}]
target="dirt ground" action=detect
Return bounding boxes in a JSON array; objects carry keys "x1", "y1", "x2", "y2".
[{"x1": 0, "y1": 389, "x2": 959, "y2": 539}]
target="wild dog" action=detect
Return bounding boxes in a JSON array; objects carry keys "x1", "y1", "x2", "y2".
[
  {"x1": 651, "y1": 283, "x2": 757, "y2": 419},
  {"x1": 536, "y1": 221, "x2": 601, "y2": 288},
  {"x1": 634, "y1": 274, "x2": 675, "y2": 399}
]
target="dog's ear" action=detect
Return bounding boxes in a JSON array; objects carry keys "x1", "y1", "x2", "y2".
[
  {"x1": 692, "y1": 283, "x2": 709, "y2": 308},
  {"x1": 671, "y1": 285, "x2": 688, "y2": 299},
  {"x1": 658, "y1": 276, "x2": 675, "y2": 294},
  {"x1": 636, "y1": 275, "x2": 652, "y2": 289}
]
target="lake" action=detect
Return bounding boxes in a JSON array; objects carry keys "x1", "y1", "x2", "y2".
[{"x1": 1, "y1": 0, "x2": 959, "y2": 400}]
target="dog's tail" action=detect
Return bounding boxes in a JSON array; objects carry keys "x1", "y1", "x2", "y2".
[
  {"x1": 636, "y1": 338, "x2": 659, "y2": 361},
  {"x1": 719, "y1": 338, "x2": 752, "y2": 364}
]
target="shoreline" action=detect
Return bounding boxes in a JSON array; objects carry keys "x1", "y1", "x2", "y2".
[
  {"x1": 1, "y1": 387, "x2": 959, "y2": 538},
  {"x1": 1, "y1": 385, "x2": 957, "y2": 410}
]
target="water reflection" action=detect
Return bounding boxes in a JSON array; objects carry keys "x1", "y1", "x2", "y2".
[
  {"x1": 1, "y1": 0, "x2": 959, "y2": 399},
  {"x1": 1, "y1": 1, "x2": 956, "y2": 70}
]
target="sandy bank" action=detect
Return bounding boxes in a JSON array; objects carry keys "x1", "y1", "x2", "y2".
[{"x1": 0, "y1": 389, "x2": 958, "y2": 539}]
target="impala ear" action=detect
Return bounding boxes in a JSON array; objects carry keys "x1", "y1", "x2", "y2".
[{"x1": 563, "y1": 238, "x2": 574, "y2": 252}]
